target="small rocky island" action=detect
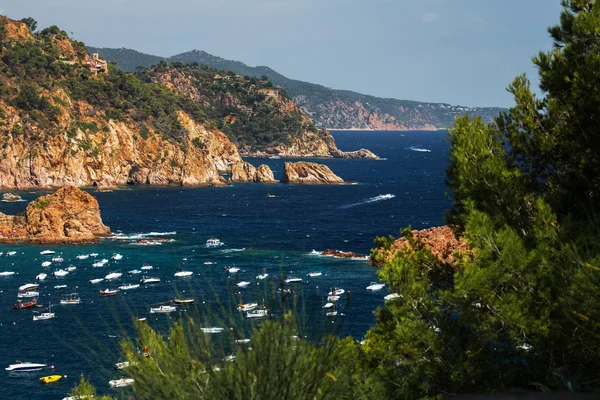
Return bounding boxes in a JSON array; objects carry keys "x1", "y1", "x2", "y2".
[
  {"x1": 281, "y1": 162, "x2": 345, "y2": 184},
  {"x1": 0, "y1": 186, "x2": 110, "y2": 243}
]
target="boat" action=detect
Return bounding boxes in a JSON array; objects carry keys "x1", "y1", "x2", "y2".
[
  {"x1": 53, "y1": 269, "x2": 69, "y2": 277},
  {"x1": 89, "y1": 278, "x2": 104, "y2": 284},
  {"x1": 5, "y1": 361, "x2": 47, "y2": 372},
  {"x1": 105, "y1": 272, "x2": 123, "y2": 281},
  {"x1": 109, "y1": 378, "x2": 134, "y2": 388},
  {"x1": 41, "y1": 261, "x2": 52, "y2": 267},
  {"x1": 0, "y1": 271, "x2": 15, "y2": 276},
  {"x1": 111, "y1": 254, "x2": 123, "y2": 260},
  {"x1": 52, "y1": 257, "x2": 64, "y2": 263},
  {"x1": 246, "y1": 308, "x2": 268, "y2": 318},
  {"x1": 40, "y1": 375, "x2": 62, "y2": 384},
  {"x1": 19, "y1": 283, "x2": 39, "y2": 291},
  {"x1": 256, "y1": 273, "x2": 269, "y2": 280},
  {"x1": 327, "y1": 295, "x2": 340, "y2": 302},
  {"x1": 223, "y1": 355, "x2": 236, "y2": 362},
  {"x1": 237, "y1": 303, "x2": 258, "y2": 311},
  {"x1": 237, "y1": 281, "x2": 251, "y2": 287},
  {"x1": 235, "y1": 338, "x2": 251, "y2": 344},
  {"x1": 12, "y1": 299, "x2": 37, "y2": 309},
  {"x1": 60, "y1": 292, "x2": 81, "y2": 305},
  {"x1": 40, "y1": 250, "x2": 55, "y2": 255},
  {"x1": 285, "y1": 277, "x2": 303, "y2": 283},
  {"x1": 141, "y1": 263, "x2": 153, "y2": 270},
  {"x1": 118, "y1": 283, "x2": 140, "y2": 290},
  {"x1": 140, "y1": 276, "x2": 160, "y2": 284},
  {"x1": 36, "y1": 273, "x2": 47, "y2": 281},
  {"x1": 204, "y1": 261, "x2": 214, "y2": 265},
  {"x1": 128, "y1": 269, "x2": 142, "y2": 275},
  {"x1": 384, "y1": 293, "x2": 402, "y2": 301},
  {"x1": 33, "y1": 303, "x2": 55, "y2": 321},
  {"x1": 7, "y1": 251, "x2": 17, "y2": 256},
  {"x1": 100, "y1": 288, "x2": 119, "y2": 297},
  {"x1": 18, "y1": 291, "x2": 39, "y2": 298},
  {"x1": 76, "y1": 254, "x2": 89, "y2": 260},
  {"x1": 307, "y1": 272, "x2": 322, "y2": 277},
  {"x1": 225, "y1": 266, "x2": 240, "y2": 273},
  {"x1": 200, "y1": 327, "x2": 223, "y2": 333},
  {"x1": 65, "y1": 265, "x2": 77, "y2": 272},
  {"x1": 149, "y1": 305, "x2": 177, "y2": 313},
  {"x1": 115, "y1": 361, "x2": 130, "y2": 370},
  {"x1": 206, "y1": 238, "x2": 224, "y2": 247},
  {"x1": 267, "y1": 193, "x2": 276, "y2": 198},
  {"x1": 89, "y1": 253, "x2": 99, "y2": 257},
  {"x1": 54, "y1": 284, "x2": 67, "y2": 289},
  {"x1": 328, "y1": 288, "x2": 345, "y2": 296},
  {"x1": 174, "y1": 298, "x2": 194, "y2": 305},
  {"x1": 268, "y1": 155, "x2": 281, "y2": 159},
  {"x1": 174, "y1": 270, "x2": 193, "y2": 277},
  {"x1": 326, "y1": 310, "x2": 339, "y2": 317},
  {"x1": 322, "y1": 302, "x2": 335, "y2": 309},
  {"x1": 92, "y1": 261, "x2": 105, "y2": 267},
  {"x1": 366, "y1": 282, "x2": 385, "y2": 291}
]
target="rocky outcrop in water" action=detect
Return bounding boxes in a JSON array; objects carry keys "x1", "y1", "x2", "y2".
[
  {"x1": 322, "y1": 249, "x2": 367, "y2": 259},
  {"x1": 255, "y1": 164, "x2": 276, "y2": 183},
  {"x1": 229, "y1": 162, "x2": 276, "y2": 183},
  {"x1": 281, "y1": 162, "x2": 344, "y2": 184},
  {"x1": 0, "y1": 186, "x2": 110, "y2": 243}
]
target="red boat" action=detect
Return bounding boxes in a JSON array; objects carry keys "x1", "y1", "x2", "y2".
[
  {"x1": 99, "y1": 288, "x2": 119, "y2": 297},
  {"x1": 12, "y1": 298, "x2": 37, "y2": 309}
]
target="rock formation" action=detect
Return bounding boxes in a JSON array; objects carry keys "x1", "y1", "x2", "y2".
[
  {"x1": 255, "y1": 164, "x2": 276, "y2": 183},
  {"x1": 229, "y1": 162, "x2": 276, "y2": 183},
  {"x1": 322, "y1": 249, "x2": 367, "y2": 259},
  {"x1": 0, "y1": 186, "x2": 110, "y2": 243},
  {"x1": 281, "y1": 162, "x2": 344, "y2": 184}
]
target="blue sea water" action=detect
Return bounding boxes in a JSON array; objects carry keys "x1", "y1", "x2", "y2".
[{"x1": 0, "y1": 130, "x2": 450, "y2": 399}]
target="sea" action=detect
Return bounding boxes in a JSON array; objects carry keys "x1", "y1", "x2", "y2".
[{"x1": 0, "y1": 130, "x2": 450, "y2": 399}]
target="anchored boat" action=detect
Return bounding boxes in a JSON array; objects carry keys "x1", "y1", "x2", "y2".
[{"x1": 5, "y1": 361, "x2": 47, "y2": 372}]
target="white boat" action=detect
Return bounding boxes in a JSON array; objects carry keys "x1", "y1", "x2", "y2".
[
  {"x1": 19, "y1": 283, "x2": 39, "y2": 291},
  {"x1": 174, "y1": 270, "x2": 193, "y2": 277},
  {"x1": 112, "y1": 254, "x2": 123, "y2": 260},
  {"x1": 269, "y1": 155, "x2": 281, "y2": 159},
  {"x1": 0, "y1": 271, "x2": 15, "y2": 276},
  {"x1": 18, "y1": 291, "x2": 39, "y2": 298},
  {"x1": 200, "y1": 327, "x2": 224, "y2": 333},
  {"x1": 327, "y1": 295, "x2": 340, "y2": 302},
  {"x1": 99, "y1": 288, "x2": 119, "y2": 296},
  {"x1": 141, "y1": 263, "x2": 153, "y2": 270},
  {"x1": 322, "y1": 302, "x2": 335, "y2": 309},
  {"x1": 54, "y1": 285, "x2": 67, "y2": 289},
  {"x1": 150, "y1": 305, "x2": 177, "y2": 313},
  {"x1": 384, "y1": 293, "x2": 402, "y2": 301},
  {"x1": 326, "y1": 310, "x2": 339, "y2": 317},
  {"x1": 285, "y1": 277, "x2": 303, "y2": 283},
  {"x1": 128, "y1": 269, "x2": 142, "y2": 275},
  {"x1": 89, "y1": 253, "x2": 99, "y2": 257},
  {"x1": 109, "y1": 378, "x2": 134, "y2": 388},
  {"x1": 76, "y1": 254, "x2": 89, "y2": 260},
  {"x1": 65, "y1": 265, "x2": 77, "y2": 272},
  {"x1": 52, "y1": 257, "x2": 64, "y2": 263},
  {"x1": 7, "y1": 251, "x2": 17, "y2": 256},
  {"x1": 235, "y1": 338, "x2": 251, "y2": 344},
  {"x1": 92, "y1": 261, "x2": 105, "y2": 268},
  {"x1": 53, "y1": 269, "x2": 69, "y2": 277},
  {"x1": 256, "y1": 273, "x2": 269, "y2": 280},
  {"x1": 246, "y1": 308, "x2": 268, "y2": 318},
  {"x1": 140, "y1": 276, "x2": 160, "y2": 284},
  {"x1": 206, "y1": 238, "x2": 224, "y2": 247},
  {"x1": 225, "y1": 267, "x2": 240, "y2": 273},
  {"x1": 223, "y1": 355, "x2": 235, "y2": 362},
  {"x1": 36, "y1": 273, "x2": 47, "y2": 281},
  {"x1": 119, "y1": 283, "x2": 140, "y2": 290},
  {"x1": 105, "y1": 272, "x2": 123, "y2": 281},
  {"x1": 174, "y1": 298, "x2": 194, "y2": 304},
  {"x1": 115, "y1": 361, "x2": 130, "y2": 370},
  {"x1": 40, "y1": 250, "x2": 55, "y2": 255},
  {"x1": 237, "y1": 281, "x2": 251, "y2": 287},
  {"x1": 307, "y1": 272, "x2": 322, "y2": 277},
  {"x1": 89, "y1": 278, "x2": 104, "y2": 284},
  {"x1": 60, "y1": 292, "x2": 81, "y2": 305},
  {"x1": 41, "y1": 261, "x2": 52, "y2": 267},
  {"x1": 328, "y1": 288, "x2": 345, "y2": 296},
  {"x1": 366, "y1": 282, "x2": 385, "y2": 291},
  {"x1": 237, "y1": 303, "x2": 258, "y2": 311},
  {"x1": 5, "y1": 362, "x2": 47, "y2": 372},
  {"x1": 33, "y1": 303, "x2": 55, "y2": 321}
]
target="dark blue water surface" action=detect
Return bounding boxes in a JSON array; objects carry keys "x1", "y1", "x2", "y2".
[{"x1": 0, "y1": 130, "x2": 450, "y2": 399}]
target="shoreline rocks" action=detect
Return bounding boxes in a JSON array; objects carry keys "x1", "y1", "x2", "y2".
[
  {"x1": 0, "y1": 186, "x2": 110, "y2": 244},
  {"x1": 229, "y1": 162, "x2": 277, "y2": 183},
  {"x1": 281, "y1": 162, "x2": 345, "y2": 184},
  {"x1": 322, "y1": 249, "x2": 367, "y2": 259}
]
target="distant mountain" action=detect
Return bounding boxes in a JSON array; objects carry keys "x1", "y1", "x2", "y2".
[{"x1": 88, "y1": 47, "x2": 504, "y2": 130}]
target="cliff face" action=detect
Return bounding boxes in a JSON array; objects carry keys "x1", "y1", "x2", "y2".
[
  {"x1": 281, "y1": 162, "x2": 344, "y2": 184},
  {"x1": 0, "y1": 186, "x2": 109, "y2": 243}
]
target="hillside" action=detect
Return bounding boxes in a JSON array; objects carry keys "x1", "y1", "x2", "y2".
[
  {"x1": 0, "y1": 17, "x2": 372, "y2": 189},
  {"x1": 88, "y1": 47, "x2": 504, "y2": 130}
]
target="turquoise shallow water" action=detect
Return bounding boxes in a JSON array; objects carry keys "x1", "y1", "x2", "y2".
[{"x1": 0, "y1": 130, "x2": 450, "y2": 399}]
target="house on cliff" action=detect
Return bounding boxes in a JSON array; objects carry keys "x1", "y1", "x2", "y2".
[{"x1": 84, "y1": 53, "x2": 108, "y2": 73}]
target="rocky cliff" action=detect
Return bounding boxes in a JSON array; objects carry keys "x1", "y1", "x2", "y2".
[
  {"x1": 229, "y1": 162, "x2": 276, "y2": 183},
  {"x1": 281, "y1": 162, "x2": 344, "y2": 184},
  {"x1": 0, "y1": 186, "x2": 110, "y2": 243}
]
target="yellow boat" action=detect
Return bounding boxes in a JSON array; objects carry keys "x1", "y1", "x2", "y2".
[{"x1": 40, "y1": 375, "x2": 62, "y2": 384}]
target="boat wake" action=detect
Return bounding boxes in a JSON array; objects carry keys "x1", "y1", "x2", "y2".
[
  {"x1": 1, "y1": 199, "x2": 26, "y2": 202},
  {"x1": 220, "y1": 248, "x2": 246, "y2": 253},
  {"x1": 409, "y1": 146, "x2": 431, "y2": 153},
  {"x1": 111, "y1": 231, "x2": 177, "y2": 240},
  {"x1": 340, "y1": 194, "x2": 396, "y2": 209}
]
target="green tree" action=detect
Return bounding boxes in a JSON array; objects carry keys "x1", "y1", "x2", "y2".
[{"x1": 20, "y1": 17, "x2": 37, "y2": 32}]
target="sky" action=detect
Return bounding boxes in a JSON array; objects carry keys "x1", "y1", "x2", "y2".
[{"x1": 1, "y1": 0, "x2": 563, "y2": 107}]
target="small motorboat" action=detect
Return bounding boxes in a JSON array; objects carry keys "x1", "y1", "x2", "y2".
[
  {"x1": 204, "y1": 261, "x2": 214, "y2": 265},
  {"x1": 53, "y1": 269, "x2": 69, "y2": 278},
  {"x1": 174, "y1": 298, "x2": 194, "y2": 305},
  {"x1": 36, "y1": 273, "x2": 47, "y2": 281},
  {"x1": 33, "y1": 303, "x2": 55, "y2": 321},
  {"x1": 19, "y1": 283, "x2": 39, "y2": 291},
  {"x1": 76, "y1": 254, "x2": 89, "y2": 260},
  {"x1": 174, "y1": 270, "x2": 193, "y2": 277},
  {"x1": 0, "y1": 271, "x2": 15, "y2": 276},
  {"x1": 326, "y1": 310, "x2": 339, "y2": 317},
  {"x1": 140, "y1": 276, "x2": 160, "y2": 284},
  {"x1": 384, "y1": 293, "x2": 402, "y2": 301},
  {"x1": 41, "y1": 261, "x2": 52, "y2": 267},
  {"x1": 89, "y1": 278, "x2": 104, "y2": 284},
  {"x1": 235, "y1": 338, "x2": 251, "y2": 344},
  {"x1": 206, "y1": 238, "x2": 224, "y2": 247},
  {"x1": 18, "y1": 291, "x2": 39, "y2": 298},
  {"x1": 115, "y1": 361, "x2": 130, "y2": 370},
  {"x1": 225, "y1": 266, "x2": 240, "y2": 273},
  {"x1": 327, "y1": 295, "x2": 340, "y2": 302},
  {"x1": 5, "y1": 361, "x2": 47, "y2": 372},
  {"x1": 99, "y1": 288, "x2": 119, "y2": 297},
  {"x1": 60, "y1": 292, "x2": 81, "y2": 305},
  {"x1": 54, "y1": 284, "x2": 67, "y2": 289},
  {"x1": 285, "y1": 277, "x2": 303, "y2": 284},
  {"x1": 109, "y1": 377, "x2": 134, "y2": 388},
  {"x1": 112, "y1": 254, "x2": 123, "y2": 261},
  {"x1": 256, "y1": 273, "x2": 269, "y2": 280},
  {"x1": 128, "y1": 269, "x2": 142, "y2": 275},
  {"x1": 267, "y1": 193, "x2": 276, "y2": 198},
  {"x1": 237, "y1": 281, "x2": 251, "y2": 288},
  {"x1": 322, "y1": 302, "x2": 335, "y2": 309},
  {"x1": 92, "y1": 261, "x2": 105, "y2": 268},
  {"x1": 89, "y1": 253, "x2": 99, "y2": 257},
  {"x1": 223, "y1": 355, "x2": 235, "y2": 362},
  {"x1": 12, "y1": 299, "x2": 38, "y2": 309},
  {"x1": 200, "y1": 327, "x2": 224, "y2": 333},
  {"x1": 141, "y1": 263, "x2": 153, "y2": 270},
  {"x1": 307, "y1": 272, "x2": 322, "y2": 277},
  {"x1": 40, "y1": 250, "x2": 55, "y2": 255},
  {"x1": 366, "y1": 282, "x2": 385, "y2": 291},
  {"x1": 7, "y1": 251, "x2": 17, "y2": 256},
  {"x1": 237, "y1": 303, "x2": 258, "y2": 311},
  {"x1": 65, "y1": 265, "x2": 76, "y2": 272},
  {"x1": 118, "y1": 284, "x2": 140, "y2": 290},
  {"x1": 149, "y1": 305, "x2": 177, "y2": 313},
  {"x1": 246, "y1": 308, "x2": 268, "y2": 318},
  {"x1": 51, "y1": 257, "x2": 64, "y2": 263},
  {"x1": 328, "y1": 288, "x2": 345, "y2": 296},
  {"x1": 105, "y1": 272, "x2": 123, "y2": 281},
  {"x1": 40, "y1": 375, "x2": 62, "y2": 384}
]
